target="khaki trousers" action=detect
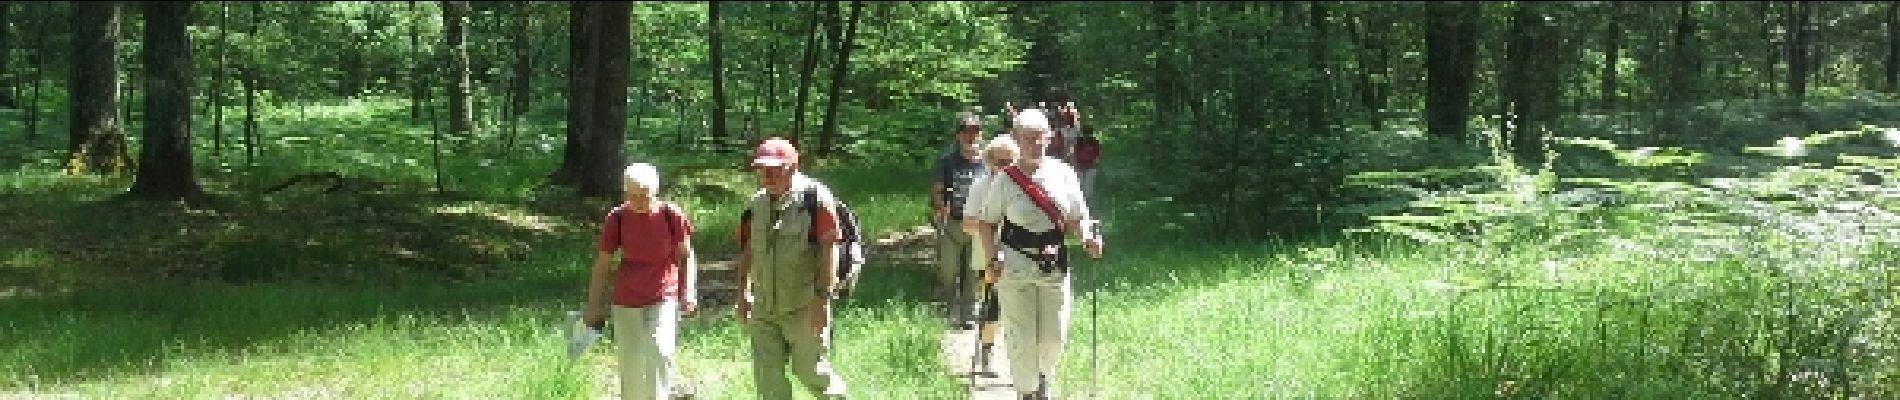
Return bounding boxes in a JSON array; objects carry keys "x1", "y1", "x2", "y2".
[
  {"x1": 745, "y1": 304, "x2": 847, "y2": 399},
  {"x1": 996, "y1": 272, "x2": 1071, "y2": 393},
  {"x1": 611, "y1": 301, "x2": 677, "y2": 400}
]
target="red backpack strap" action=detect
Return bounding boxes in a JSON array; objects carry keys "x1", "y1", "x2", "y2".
[{"x1": 1004, "y1": 165, "x2": 1064, "y2": 232}]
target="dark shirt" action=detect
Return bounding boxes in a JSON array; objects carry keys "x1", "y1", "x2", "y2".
[{"x1": 934, "y1": 148, "x2": 985, "y2": 219}]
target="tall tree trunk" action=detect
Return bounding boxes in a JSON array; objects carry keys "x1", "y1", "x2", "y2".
[
  {"x1": 0, "y1": 1, "x2": 14, "y2": 109},
  {"x1": 579, "y1": 1, "x2": 630, "y2": 197},
  {"x1": 708, "y1": 0, "x2": 728, "y2": 152},
  {"x1": 410, "y1": 0, "x2": 426, "y2": 122},
  {"x1": 817, "y1": 0, "x2": 862, "y2": 160},
  {"x1": 1424, "y1": 1, "x2": 1478, "y2": 142},
  {"x1": 550, "y1": 1, "x2": 590, "y2": 186},
  {"x1": 791, "y1": 0, "x2": 826, "y2": 145},
  {"x1": 510, "y1": 0, "x2": 530, "y2": 118},
  {"x1": 1151, "y1": 1, "x2": 1177, "y2": 156},
  {"x1": 1666, "y1": 1, "x2": 1700, "y2": 108},
  {"x1": 1302, "y1": 1, "x2": 1332, "y2": 137},
  {"x1": 1762, "y1": 1, "x2": 1778, "y2": 98},
  {"x1": 26, "y1": 3, "x2": 45, "y2": 141},
  {"x1": 1600, "y1": 5, "x2": 1621, "y2": 110},
  {"x1": 443, "y1": 0, "x2": 472, "y2": 138},
  {"x1": 70, "y1": 1, "x2": 126, "y2": 175},
  {"x1": 243, "y1": 1, "x2": 260, "y2": 166},
  {"x1": 129, "y1": 0, "x2": 201, "y2": 200},
  {"x1": 763, "y1": 3, "x2": 783, "y2": 136},
  {"x1": 1348, "y1": 11, "x2": 1388, "y2": 130},
  {"x1": 553, "y1": 1, "x2": 629, "y2": 198},
  {"x1": 1888, "y1": 2, "x2": 1897, "y2": 93},
  {"x1": 211, "y1": 1, "x2": 226, "y2": 157},
  {"x1": 1501, "y1": 1, "x2": 1564, "y2": 169},
  {"x1": 1788, "y1": 0, "x2": 1812, "y2": 102}
]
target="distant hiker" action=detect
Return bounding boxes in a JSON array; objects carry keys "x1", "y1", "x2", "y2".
[
  {"x1": 1073, "y1": 125, "x2": 1102, "y2": 204},
  {"x1": 971, "y1": 108, "x2": 1106, "y2": 400},
  {"x1": 932, "y1": 112, "x2": 988, "y2": 328},
  {"x1": 1048, "y1": 103, "x2": 1079, "y2": 163},
  {"x1": 962, "y1": 133, "x2": 1021, "y2": 374},
  {"x1": 734, "y1": 138, "x2": 850, "y2": 399},
  {"x1": 583, "y1": 162, "x2": 699, "y2": 400}
]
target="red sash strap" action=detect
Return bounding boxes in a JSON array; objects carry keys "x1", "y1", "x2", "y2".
[{"x1": 1004, "y1": 165, "x2": 1064, "y2": 232}]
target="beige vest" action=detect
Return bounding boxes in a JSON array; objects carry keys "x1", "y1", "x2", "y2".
[{"x1": 744, "y1": 174, "x2": 836, "y2": 318}]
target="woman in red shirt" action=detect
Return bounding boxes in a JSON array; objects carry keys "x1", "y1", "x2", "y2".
[{"x1": 583, "y1": 163, "x2": 698, "y2": 400}]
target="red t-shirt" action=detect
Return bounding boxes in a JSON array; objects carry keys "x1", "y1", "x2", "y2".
[
  {"x1": 597, "y1": 202, "x2": 693, "y2": 307},
  {"x1": 737, "y1": 200, "x2": 838, "y2": 247},
  {"x1": 1074, "y1": 137, "x2": 1102, "y2": 170}
]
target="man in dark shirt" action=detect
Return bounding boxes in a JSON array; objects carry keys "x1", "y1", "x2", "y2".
[{"x1": 932, "y1": 111, "x2": 987, "y2": 329}]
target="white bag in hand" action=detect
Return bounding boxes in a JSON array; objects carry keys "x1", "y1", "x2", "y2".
[{"x1": 565, "y1": 310, "x2": 603, "y2": 361}]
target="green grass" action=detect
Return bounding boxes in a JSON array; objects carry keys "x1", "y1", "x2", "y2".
[
  {"x1": 0, "y1": 97, "x2": 963, "y2": 399},
  {"x1": 7, "y1": 95, "x2": 1900, "y2": 398}
]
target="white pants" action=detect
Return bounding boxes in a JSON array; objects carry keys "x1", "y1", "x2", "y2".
[
  {"x1": 996, "y1": 273, "x2": 1071, "y2": 393},
  {"x1": 612, "y1": 301, "x2": 677, "y2": 400}
]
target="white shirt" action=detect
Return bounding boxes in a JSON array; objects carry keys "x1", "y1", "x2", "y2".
[{"x1": 972, "y1": 158, "x2": 1091, "y2": 280}]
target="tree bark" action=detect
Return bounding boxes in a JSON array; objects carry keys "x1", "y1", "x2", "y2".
[
  {"x1": 709, "y1": 0, "x2": 728, "y2": 152},
  {"x1": 443, "y1": 0, "x2": 472, "y2": 138},
  {"x1": 70, "y1": 1, "x2": 126, "y2": 175},
  {"x1": 1788, "y1": 0, "x2": 1812, "y2": 101},
  {"x1": 1762, "y1": 1, "x2": 1778, "y2": 98},
  {"x1": 791, "y1": 0, "x2": 827, "y2": 145},
  {"x1": 1501, "y1": 1, "x2": 1564, "y2": 168},
  {"x1": 817, "y1": 0, "x2": 863, "y2": 159},
  {"x1": 579, "y1": 1, "x2": 630, "y2": 197},
  {"x1": 129, "y1": 0, "x2": 202, "y2": 200},
  {"x1": 410, "y1": 0, "x2": 426, "y2": 121},
  {"x1": 1424, "y1": 1, "x2": 1478, "y2": 141},
  {"x1": 1888, "y1": 1, "x2": 1897, "y2": 92},
  {"x1": 1600, "y1": 4, "x2": 1621, "y2": 110},
  {"x1": 26, "y1": 3, "x2": 45, "y2": 141},
  {"x1": 0, "y1": 1, "x2": 14, "y2": 108},
  {"x1": 550, "y1": 1, "x2": 590, "y2": 186},
  {"x1": 1302, "y1": 1, "x2": 1332, "y2": 137},
  {"x1": 244, "y1": 0, "x2": 260, "y2": 166},
  {"x1": 1347, "y1": 11, "x2": 1388, "y2": 130},
  {"x1": 212, "y1": 1, "x2": 227, "y2": 157},
  {"x1": 510, "y1": 0, "x2": 531, "y2": 118},
  {"x1": 1666, "y1": 1, "x2": 1700, "y2": 107},
  {"x1": 552, "y1": 1, "x2": 629, "y2": 198}
]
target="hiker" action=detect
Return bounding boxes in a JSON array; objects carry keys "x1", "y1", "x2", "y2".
[
  {"x1": 971, "y1": 108, "x2": 1106, "y2": 399},
  {"x1": 1050, "y1": 103, "x2": 1080, "y2": 164},
  {"x1": 932, "y1": 112, "x2": 988, "y2": 329},
  {"x1": 1073, "y1": 125, "x2": 1102, "y2": 204},
  {"x1": 962, "y1": 133, "x2": 1020, "y2": 374},
  {"x1": 734, "y1": 138, "x2": 850, "y2": 399},
  {"x1": 583, "y1": 162, "x2": 699, "y2": 400}
]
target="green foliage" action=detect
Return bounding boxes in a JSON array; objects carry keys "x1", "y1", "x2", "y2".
[{"x1": 1354, "y1": 117, "x2": 1900, "y2": 397}]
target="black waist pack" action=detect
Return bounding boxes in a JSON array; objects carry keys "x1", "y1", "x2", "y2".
[{"x1": 1000, "y1": 221, "x2": 1069, "y2": 274}]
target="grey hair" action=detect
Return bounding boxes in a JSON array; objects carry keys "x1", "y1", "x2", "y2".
[
  {"x1": 1013, "y1": 108, "x2": 1052, "y2": 135},
  {"x1": 623, "y1": 163, "x2": 660, "y2": 192}
]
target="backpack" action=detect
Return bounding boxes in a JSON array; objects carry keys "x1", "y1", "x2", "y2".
[{"x1": 741, "y1": 184, "x2": 867, "y2": 298}]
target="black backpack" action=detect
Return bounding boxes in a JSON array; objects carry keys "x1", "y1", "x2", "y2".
[{"x1": 741, "y1": 185, "x2": 867, "y2": 298}]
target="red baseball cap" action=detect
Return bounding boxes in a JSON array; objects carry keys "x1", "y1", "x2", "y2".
[{"x1": 752, "y1": 138, "x2": 799, "y2": 167}]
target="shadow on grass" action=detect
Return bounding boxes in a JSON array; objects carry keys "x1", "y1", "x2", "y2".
[{"x1": 0, "y1": 179, "x2": 613, "y2": 388}]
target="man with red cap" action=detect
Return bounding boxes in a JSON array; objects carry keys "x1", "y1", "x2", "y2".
[{"x1": 734, "y1": 137, "x2": 850, "y2": 399}]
